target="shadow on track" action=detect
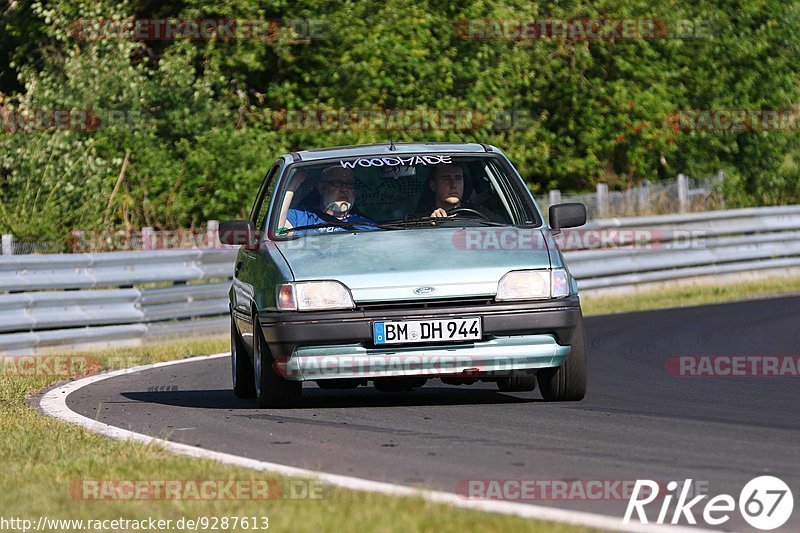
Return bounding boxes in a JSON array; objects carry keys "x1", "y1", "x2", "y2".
[{"x1": 121, "y1": 384, "x2": 541, "y2": 410}]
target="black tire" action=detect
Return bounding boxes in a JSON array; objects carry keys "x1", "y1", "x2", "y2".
[
  {"x1": 537, "y1": 314, "x2": 588, "y2": 401},
  {"x1": 496, "y1": 373, "x2": 537, "y2": 392},
  {"x1": 253, "y1": 319, "x2": 302, "y2": 408},
  {"x1": 231, "y1": 316, "x2": 256, "y2": 399}
]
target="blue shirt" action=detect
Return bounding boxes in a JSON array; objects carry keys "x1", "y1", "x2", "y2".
[{"x1": 286, "y1": 209, "x2": 376, "y2": 234}]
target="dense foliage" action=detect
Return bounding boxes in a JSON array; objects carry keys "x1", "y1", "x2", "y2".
[{"x1": 1, "y1": 0, "x2": 799, "y2": 240}]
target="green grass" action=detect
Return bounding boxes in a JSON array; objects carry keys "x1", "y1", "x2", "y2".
[
  {"x1": 4, "y1": 277, "x2": 799, "y2": 532},
  {"x1": 581, "y1": 275, "x2": 800, "y2": 316},
  {"x1": 1, "y1": 338, "x2": 591, "y2": 533}
]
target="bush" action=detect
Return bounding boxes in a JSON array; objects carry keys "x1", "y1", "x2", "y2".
[{"x1": 1, "y1": 0, "x2": 799, "y2": 240}]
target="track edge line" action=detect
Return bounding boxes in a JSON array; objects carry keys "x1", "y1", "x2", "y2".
[{"x1": 39, "y1": 352, "x2": 714, "y2": 533}]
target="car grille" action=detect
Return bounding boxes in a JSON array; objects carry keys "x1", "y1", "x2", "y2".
[{"x1": 356, "y1": 297, "x2": 494, "y2": 311}]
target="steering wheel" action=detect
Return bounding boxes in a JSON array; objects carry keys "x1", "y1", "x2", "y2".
[{"x1": 446, "y1": 207, "x2": 489, "y2": 220}]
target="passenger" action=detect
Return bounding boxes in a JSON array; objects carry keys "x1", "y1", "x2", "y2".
[
  {"x1": 427, "y1": 164, "x2": 465, "y2": 217},
  {"x1": 278, "y1": 166, "x2": 374, "y2": 233}
]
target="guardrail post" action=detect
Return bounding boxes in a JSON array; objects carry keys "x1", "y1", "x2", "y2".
[
  {"x1": 638, "y1": 180, "x2": 650, "y2": 214},
  {"x1": 677, "y1": 173, "x2": 689, "y2": 213},
  {"x1": 596, "y1": 183, "x2": 609, "y2": 218},
  {"x1": 548, "y1": 189, "x2": 561, "y2": 207},
  {"x1": 142, "y1": 227, "x2": 155, "y2": 250},
  {"x1": 2, "y1": 234, "x2": 13, "y2": 255},
  {"x1": 207, "y1": 220, "x2": 220, "y2": 249}
]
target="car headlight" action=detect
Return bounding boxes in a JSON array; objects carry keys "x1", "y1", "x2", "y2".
[
  {"x1": 495, "y1": 269, "x2": 570, "y2": 301},
  {"x1": 277, "y1": 281, "x2": 356, "y2": 311}
]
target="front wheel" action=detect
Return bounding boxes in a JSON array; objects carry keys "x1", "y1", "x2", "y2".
[
  {"x1": 537, "y1": 314, "x2": 587, "y2": 401},
  {"x1": 231, "y1": 316, "x2": 256, "y2": 399},
  {"x1": 253, "y1": 319, "x2": 302, "y2": 408}
]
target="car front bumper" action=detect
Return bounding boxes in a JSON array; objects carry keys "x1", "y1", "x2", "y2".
[
  {"x1": 276, "y1": 334, "x2": 571, "y2": 381},
  {"x1": 257, "y1": 296, "x2": 582, "y2": 382}
]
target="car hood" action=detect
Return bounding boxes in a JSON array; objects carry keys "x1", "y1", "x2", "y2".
[{"x1": 275, "y1": 227, "x2": 552, "y2": 302}]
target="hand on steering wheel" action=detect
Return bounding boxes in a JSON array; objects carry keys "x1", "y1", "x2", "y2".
[{"x1": 446, "y1": 207, "x2": 488, "y2": 220}]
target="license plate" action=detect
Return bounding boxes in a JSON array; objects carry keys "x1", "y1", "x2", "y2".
[{"x1": 373, "y1": 317, "x2": 482, "y2": 345}]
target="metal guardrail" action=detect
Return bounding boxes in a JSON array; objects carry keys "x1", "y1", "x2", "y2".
[
  {"x1": 569, "y1": 205, "x2": 800, "y2": 289},
  {"x1": 1, "y1": 205, "x2": 799, "y2": 355},
  {"x1": 0, "y1": 249, "x2": 236, "y2": 355},
  {"x1": 0, "y1": 282, "x2": 231, "y2": 333},
  {"x1": 0, "y1": 249, "x2": 235, "y2": 291}
]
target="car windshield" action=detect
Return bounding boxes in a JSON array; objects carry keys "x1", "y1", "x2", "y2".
[{"x1": 270, "y1": 154, "x2": 540, "y2": 237}]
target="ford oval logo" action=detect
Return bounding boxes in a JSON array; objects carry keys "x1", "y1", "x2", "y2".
[{"x1": 414, "y1": 286, "x2": 437, "y2": 295}]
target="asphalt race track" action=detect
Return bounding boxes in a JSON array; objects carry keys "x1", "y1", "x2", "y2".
[{"x1": 64, "y1": 296, "x2": 800, "y2": 531}]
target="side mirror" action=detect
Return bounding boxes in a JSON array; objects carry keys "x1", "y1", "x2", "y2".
[
  {"x1": 219, "y1": 220, "x2": 256, "y2": 247},
  {"x1": 549, "y1": 203, "x2": 587, "y2": 231}
]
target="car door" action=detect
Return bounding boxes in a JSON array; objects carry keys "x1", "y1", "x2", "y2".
[{"x1": 231, "y1": 160, "x2": 284, "y2": 347}]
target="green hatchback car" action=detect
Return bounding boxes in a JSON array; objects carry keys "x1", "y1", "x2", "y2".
[{"x1": 219, "y1": 142, "x2": 588, "y2": 407}]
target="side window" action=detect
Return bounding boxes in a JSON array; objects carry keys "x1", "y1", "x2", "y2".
[{"x1": 250, "y1": 162, "x2": 282, "y2": 231}]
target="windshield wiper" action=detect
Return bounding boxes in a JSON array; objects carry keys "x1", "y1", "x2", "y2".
[
  {"x1": 278, "y1": 220, "x2": 401, "y2": 235},
  {"x1": 444, "y1": 215, "x2": 507, "y2": 226},
  {"x1": 279, "y1": 215, "x2": 507, "y2": 235}
]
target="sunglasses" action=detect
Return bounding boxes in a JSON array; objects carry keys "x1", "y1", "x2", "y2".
[{"x1": 322, "y1": 180, "x2": 357, "y2": 189}]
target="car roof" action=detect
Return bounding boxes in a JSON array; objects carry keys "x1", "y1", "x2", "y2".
[{"x1": 293, "y1": 142, "x2": 501, "y2": 162}]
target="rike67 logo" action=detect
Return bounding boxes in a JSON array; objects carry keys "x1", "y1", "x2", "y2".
[{"x1": 624, "y1": 476, "x2": 794, "y2": 530}]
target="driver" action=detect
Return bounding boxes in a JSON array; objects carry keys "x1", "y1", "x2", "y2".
[
  {"x1": 428, "y1": 164, "x2": 465, "y2": 217},
  {"x1": 278, "y1": 166, "x2": 375, "y2": 233}
]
